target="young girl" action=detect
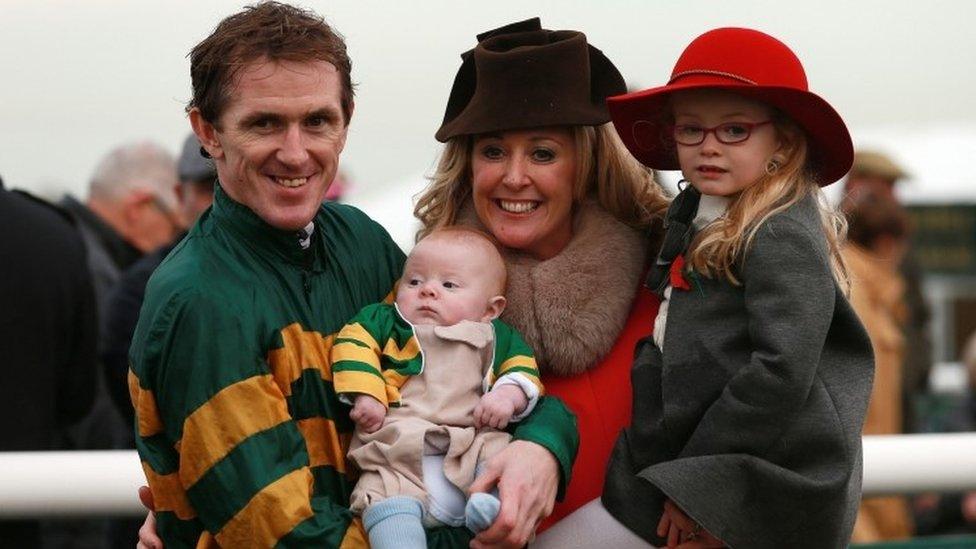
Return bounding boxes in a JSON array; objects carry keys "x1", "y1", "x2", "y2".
[{"x1": 600, "y1": 28, "x2": 874, "y2": 548}]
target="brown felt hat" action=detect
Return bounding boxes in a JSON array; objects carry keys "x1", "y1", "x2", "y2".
[{"x1": 435, "y1": 18, "x2": 626, "y2": 142}]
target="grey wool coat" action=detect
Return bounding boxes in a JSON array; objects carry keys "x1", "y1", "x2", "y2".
[{"x1": 603, "y1": 187, "x2": 874, "y2": 549}]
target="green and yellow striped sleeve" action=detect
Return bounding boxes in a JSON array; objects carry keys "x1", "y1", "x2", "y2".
[{"x1": 489, "y1": 319, "x2": 544, "y2": 394}]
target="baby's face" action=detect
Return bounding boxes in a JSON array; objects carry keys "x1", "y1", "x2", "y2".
[{"x1": 396, "y1": 235, "x2": 505, "y2": 326}]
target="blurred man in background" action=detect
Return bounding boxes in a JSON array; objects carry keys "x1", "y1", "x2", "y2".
[
  {"x1": 844, "y1": 150, "x2": 933, "y2": 434},
  {"x1": 0, "y1": 175, "x2": 98, "y2": 547},
  {"x1": 102, "y1": 134, "x2": 215, "y2": 431},
  {"x1": 51, "y1": 141, "x2": 179, "y2": 549}
]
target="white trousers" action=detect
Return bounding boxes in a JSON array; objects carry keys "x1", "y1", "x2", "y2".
[{"x1": 531, "y1": 498, "x2": 657, "y2": 549}]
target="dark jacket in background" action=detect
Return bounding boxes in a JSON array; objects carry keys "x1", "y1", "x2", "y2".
[
  {"x1": 603, "y1": 188, "x2": 875, "y2": 549},
  {"x1": 102, "y1": 237, "x2": 181, "y2": 431},
  {"x1": 0, "y1": 181, "x2": 98, "y2": 547},
  {"x1": 47, "y1": 196, "x2": 141, "y2": 549}
]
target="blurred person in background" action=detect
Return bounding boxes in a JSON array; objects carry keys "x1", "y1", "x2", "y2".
[
  {"x1": 843, "y1": 188, "x2": 915, "y2": 542},
  {"x1": 100, "y1": 135, "x2": 215, "y2": 549},
  {"x1": 50, "y1": 140, "x2": 179, "y2": 549},
  {"x1": 325, "y1": 168, "x2": 350, "y2": 202},
  {"x1": 844, "y1": 150, "x2": 933, "y2": 434},
  {"x1": 0, "y1": 175, "x2": 98, "y2": 547},
  {"x1": 102, "y1": 134, "x2": 216, "y2": 433}
]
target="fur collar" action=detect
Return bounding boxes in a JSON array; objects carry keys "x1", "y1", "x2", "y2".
[{"x1": 457, "y1": 199, "x2": 648, "y2": 376}]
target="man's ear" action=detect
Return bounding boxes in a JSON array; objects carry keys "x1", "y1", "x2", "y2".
[
  {"x1": 336, "y1": 100, "x2": 354, "y2": 154},
  {"x1": 189, "y1": 108, "x2": 223, "y2": 160},
  {"x1": 483, "y1": 295, "x2": 507, "y2": 321}
]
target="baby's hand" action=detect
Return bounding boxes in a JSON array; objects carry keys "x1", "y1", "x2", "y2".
[
  {"x1": 350, "y1": 394, "x2": 386, "y2": 433},
  {"x1": 474, "y1": 384, "x2": 527, "y2": 430}
]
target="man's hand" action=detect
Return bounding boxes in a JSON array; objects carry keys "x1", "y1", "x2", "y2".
[
  {"x1": 467, "y1": 440, "x2": 557, "y2": 548},
  {"x1": 136, "y1": 485, "x2": 163, "y2": 549},
  {"x1": 350, "y1": 394, "x2": 386, "y2": 433},
  {"x1": 474, "y1": 384, "x2": 527, "y2": 430}
]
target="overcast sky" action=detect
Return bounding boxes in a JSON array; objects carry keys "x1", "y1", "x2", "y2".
[{"x1": 2, "y1": 0, "x2": 974, "y2": 200}]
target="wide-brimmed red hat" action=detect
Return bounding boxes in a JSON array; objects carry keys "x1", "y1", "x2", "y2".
[
  {"x1": 435, "y1": 18, "x2": 626, "y2": 142},
  {"x1": 608, "y1": 27, "x2": 853, "y2": 186}
]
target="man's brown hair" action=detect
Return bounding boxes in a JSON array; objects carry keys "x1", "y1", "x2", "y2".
[{"x1": 188, "y1": 1, "x2": 354, "y2": 127}]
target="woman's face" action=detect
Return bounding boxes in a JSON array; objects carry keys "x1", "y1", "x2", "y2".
[{"x1": 471, "y1": 127, "x2": 577, "y2": 260}]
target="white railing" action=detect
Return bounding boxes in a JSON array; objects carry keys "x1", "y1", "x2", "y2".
[{"x1": 1, "y1": 434, "x2": 975, "y2": 518}]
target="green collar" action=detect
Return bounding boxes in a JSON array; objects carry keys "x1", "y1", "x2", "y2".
[{"x1": 210, "y1": 182, "x2": 323, "y2": 269}]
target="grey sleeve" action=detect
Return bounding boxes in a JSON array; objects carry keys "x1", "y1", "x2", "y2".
[{"x1": 678, "y1": 217, "x2": 836, "y2": 458}]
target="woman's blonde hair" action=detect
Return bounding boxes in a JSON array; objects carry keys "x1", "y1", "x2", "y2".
[
  {"x1": 414, "y1": 124, "x2": 669, "y2": 240},
  {"x1": 685, "y1": 115, "x2": 850, "y2": 289}
]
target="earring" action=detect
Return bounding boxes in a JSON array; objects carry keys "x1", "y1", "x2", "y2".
[
  {"x1": 199, "y1": 146, "x2": 212, "y2": 160},
  {"x1": 765, "y1": 158, "x2": 780, "y2": 175},
  {"x1": 677, "y1": 178, "x2": 690, "y2": 191}
]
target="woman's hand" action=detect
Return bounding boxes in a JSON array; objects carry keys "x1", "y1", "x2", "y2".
[
  {"x1": 467, "y1": 440, "x2": 558, "y2": 548},
  {"x1": 136, "y1": 485, "x2": 163, "y2": 549}
]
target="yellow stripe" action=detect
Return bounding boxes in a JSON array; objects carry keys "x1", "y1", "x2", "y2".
[
  {"x1": 498, "y1": 355, "x2": 544, "y2": 393},
  {"x1": 382, "y1": 335, "x2": 420, "y2": 362},
  {"x1": 381, "y1": 368, "x2": 410, "y2": 389},
  {"x1": 129, "y1": 369, "x2": 163, "y2": 438},
  {"x1": 333, "y1": 370, "x2": 388, "y2": 406},
  {"x1": 332, "y1": 341, "x2": 381, "y2": 368},
  {"x1": 339, "y1": 323, "x2": 381, "y2": 354},
  {"x1": 295, "y1": 417, "x2": 350, "y2": 473},
  {"x1": 141, "y1": 461, "x2": 196, "y2": 520},
  {"x1": 179, "y1": 374, "x2": 290, "y2": 488},
  {"x1": 267, "y1": 323, "x2": 335, "y2": 396},
  {"x1": 194, "y1": 532, "x2": 218, "y2": 549},
  {"x1": 339, "y1": 517, "x2": 369, "y2": 549},
  {"x1": 215, "y1": 467, "x2": 315, "y2": 548}
]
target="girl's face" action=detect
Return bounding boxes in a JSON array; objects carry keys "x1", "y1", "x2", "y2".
[
  {"x1": 471, "y1": 127, "x2": 577, "y2": 260},
  {"x1": 671, "y1": 89, "x2": 781, "y2": 197}
]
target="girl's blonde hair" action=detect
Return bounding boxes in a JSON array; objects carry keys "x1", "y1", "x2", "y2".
[
  {"x1": 685, "y1": 115, "x2": 850, "y2": 289},
  {"x1": 414, "y1": 124, "x2": 669, "y2": 240}
]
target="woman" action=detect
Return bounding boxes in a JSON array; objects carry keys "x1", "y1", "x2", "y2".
[
  {"x1": 415, "y1": 17, "x2": 668, "y2": 540},
  {"x1": 139, "y1": 18, "x2": 668, "y2": 549}
]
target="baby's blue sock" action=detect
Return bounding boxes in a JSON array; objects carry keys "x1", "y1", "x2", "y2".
[
  {"x1": 465, "y1": 492, "x2": 501, "y2": 533},
  {"x1": 363, "y1": 496, "x2": 426, "y2": 549}
]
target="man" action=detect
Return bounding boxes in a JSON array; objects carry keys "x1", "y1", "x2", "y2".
[
  {"x1": 130, "y1": 3, "x2": 576, "y2": 548},
  {"x1": 0, "y1": 176, "x2": 98, "y2": 547},
  {"x1": 61, "y1": 140, "x2": 182, "y2": 307},
  {"x1": 843, "y1": 149, "x2": 932, "y2": 434}
]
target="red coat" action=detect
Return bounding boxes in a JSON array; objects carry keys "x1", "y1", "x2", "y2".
[{"x1": 538, "y1": 286, "x2": 659, "y2": 530}]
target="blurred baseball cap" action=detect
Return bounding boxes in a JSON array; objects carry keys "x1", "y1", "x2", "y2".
[
  {"x1": 850, "y1": 150, "x2": 910, "y2": 182},
  {"x1": 178, "y1": 134, "x2": 216, "y2": 183}
]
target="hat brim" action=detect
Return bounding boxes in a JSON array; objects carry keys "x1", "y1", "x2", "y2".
[{"x1": 608, "y1": 80, "x2": 853, "y2": 186}]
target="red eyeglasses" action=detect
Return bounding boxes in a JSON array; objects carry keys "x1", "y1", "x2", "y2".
[{"x1": 671, "y1": 120, "x2": 773, "y2": 146}]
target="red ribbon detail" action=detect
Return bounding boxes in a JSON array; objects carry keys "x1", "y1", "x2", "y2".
[{"x1": 670, "y1": 254, "x2": 692, "y2": 291}]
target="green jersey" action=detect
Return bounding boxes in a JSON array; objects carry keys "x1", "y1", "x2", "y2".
[{"x1": 129, "y1": 185, "x2": 577, "y2": 548}]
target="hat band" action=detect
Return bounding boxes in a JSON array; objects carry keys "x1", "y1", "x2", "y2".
[{"x1": 669, "y1": 69, "x2": 756, "y2": 86}]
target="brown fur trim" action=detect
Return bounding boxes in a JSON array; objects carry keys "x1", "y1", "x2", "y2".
[{"x1": 457, "y1": 200, "x2": 648, "y2": 376}]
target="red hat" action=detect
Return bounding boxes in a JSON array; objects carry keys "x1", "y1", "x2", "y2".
[{"x1": 608, "y1": 27, "x2": 853, "y2": 186}]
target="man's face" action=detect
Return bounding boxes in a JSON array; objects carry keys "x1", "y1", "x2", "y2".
[
  {"x1": 192, "y1": 58, "x2": 349, "y2": 231},
  {"x1": 845, "y1": 174, "x2": 897, "y2": 201}
]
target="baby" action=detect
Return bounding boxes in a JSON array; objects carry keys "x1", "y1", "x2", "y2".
[{"x1": 330, "y1": 227, "x2": 542, "y2": 549}]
